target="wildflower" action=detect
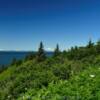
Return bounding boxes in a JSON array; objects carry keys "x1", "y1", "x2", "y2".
[
  {"x1": 25, "y1": 87, "x2": 27, "y2": 90},
  {"x1": 8, "y1": 95, "x2": 11, "y2": 98},
  {"x1": 26, "y1": 95, "x2": 31, "y2": 99},
  {"x1": 90, "y1": 74, "x2": 95, "y2": 78},
  {"x1": 23, "y1": 96, "x2": 25, "y2": 99}
]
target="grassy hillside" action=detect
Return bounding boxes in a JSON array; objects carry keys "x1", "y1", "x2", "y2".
[{"x1": 1, "y1": 41, "x2": 100, "y2": 100}]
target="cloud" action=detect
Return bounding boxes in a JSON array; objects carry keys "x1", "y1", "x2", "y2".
[
  {"x1": 45, "y1": 47, "x2": 54, "y2": 51},
  {"x1": 0, "y1": 49, "x2": 4, "y2": 51}
]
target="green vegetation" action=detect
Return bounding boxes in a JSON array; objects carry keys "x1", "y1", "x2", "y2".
[
  {"x1": 19, "y1": 66, "x2": 100, "y2": 100},
  {"x1": 1, "y1": 40, "x2": 100, "y2": 100},
  {"x1": 53, "y1": 44, "x2": 61, "y2": 57},
  {"x1": 36, "y1": 42, "x2": 46, "y2": 62}
]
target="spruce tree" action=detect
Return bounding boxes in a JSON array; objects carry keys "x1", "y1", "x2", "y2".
[
  {"x1": 87, "y1": 39, "x2": 96, "y2": 55},
  {"x1": 36, "y1": 42, "x2": 46, "y2": 62},
  {"x1": 96, "y1": 40, "x2": 100, "y2": 53},
  {"x1": 11, "y1": 58, "x2": 17, "y2": 65},
  {"x1": 87, "y1": 39, "x2": 94, "y2": 48},
  {"x1": 53, "y1": 44, "x2": 60, "y2": 57}
]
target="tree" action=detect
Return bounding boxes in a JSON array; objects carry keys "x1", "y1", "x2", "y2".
[
  {"x1": 36, "y1": 42, "x2": 46, "y2": 62},
  {"x1": 16, "y1": 60, "x2": 22, "y2": 66},
  {"x1": 74, "y1": 46, "x2": 78, "y2": 51},
  {"x1": 53, "y1": 44, "x2": 61, "y2": 57},
  {"x1": 96, "y1": 40, "x2": 100, "y2": 54},
  {"x1": 68, "y1": 46, "x2": 79, "y2": 60},
  {"x1": 11, "y1": 58, "x2": 22, "y2": 66},
  {"x1": 11, "y1": 58, "x2": 17, "y2": 65},
  {"x1": 25, "y1": 52, "x2": 36, "y2": 61},
  {"x1": 62, "y1": 50, "x2": 67, "y2": 57},
  {"x1": 86, "y1": 39, "x2": 96, "y2": 55},
  {"x1": 87, "y1": 39, "x2": 94, "y2": 48},
  {"x1": 0, "y1": 65, "x2": 7, "y2": 73}
]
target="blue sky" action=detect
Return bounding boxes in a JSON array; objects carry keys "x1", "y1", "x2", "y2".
[{"x1": 0, "y1": 0, "x2": 100, "y2": 51}]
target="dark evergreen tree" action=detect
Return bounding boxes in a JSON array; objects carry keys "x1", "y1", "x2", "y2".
[
  {"x1": 0, "y1": 65, "x2": 7, "y2": 73},
  {"x1": 73, "y1": 46, "x2": 79, "y2": 60},
  {"x1": 96, "y1": 40, "x2": 100, "y2": 54},
  {"x1": 16, "y1": 60, "x2": 22, "y2": 66},
  {"x1": 74, "y1": 46, "x2": 78, "y2": 51},
  {"x1": 86, "y1": 39, "x2": 96, "y2": 55},
  {"x1": 11, "y1": 58, "x2": 17, "y2": 65},
  {"x1": 67, "y1": 47, "x2": 75, "y2": 60},
  {"x1": 36, "y1": 42, "x2": 46, "y2": 62},
  {"x1": 87, "y1": 39, "x2": 94, "y2": 48},
  {"x1": 62, "y1": 50, "x2": 67, "y2": 56},
  {"x1": 71, "y1": 47, "x2": 74, "y2": 51},
  {"x1": 53, "y1": 44, "x2": 60, "y2": 57},
  {"x1": 25, "y1": 52, "x2": 36, "y2": 61}
]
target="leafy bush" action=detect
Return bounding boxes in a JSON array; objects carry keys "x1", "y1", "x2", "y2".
[{"x1": 20, "y1": 66, "x2": 100, "y2": 100}]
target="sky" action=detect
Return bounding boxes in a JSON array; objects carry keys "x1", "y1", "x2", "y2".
[{"x1": 0, "y1": 0, "x2": 100, "y2": 51}]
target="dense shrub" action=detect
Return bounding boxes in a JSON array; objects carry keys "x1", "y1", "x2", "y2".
[{"x1": 1, "y1": 40, "x2": 100, "y2": 99}]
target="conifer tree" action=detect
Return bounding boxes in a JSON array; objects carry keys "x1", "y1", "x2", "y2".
[
  {"x1": 53, "y1": 44, "x2": 60, "y2": 57},
  {"x1": 87, "y1": 39, "x2": 96, "y2": 55},
  {"x1": 87, "y1": 39, "x2": 94, "y2": 48},
  {"x1": 11, "y1": 58, "x2": 17, "y2": 65},
  {"x1": 96, "y1": 40, "x2": 100, "y2": 53},
  {"x1": 74, "y1": 46, "x2": 78, "y2": 51},
  {"x1": 36, "y1": 42, "x2": 46, "y2": 62}
]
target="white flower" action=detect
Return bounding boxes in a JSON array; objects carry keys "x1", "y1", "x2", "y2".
[
  {"x1": 8, "y1": 95, "x2": 11, "y2": 98},
  {"x1": 25, "y1": 88, "x2": 27, "y2": 90},
  {"x1": 90, "y1": 74, "x2": 95, "y2": 78},
  {"x1": 26, "y1": 95, "x2": 31, "y2": 99},
  {"x1": 22, "y1": 96, "x2": 25, "y2": 99}
]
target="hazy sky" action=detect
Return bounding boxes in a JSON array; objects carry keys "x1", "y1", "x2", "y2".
[{"x1": 0, "y1": 0, "x2": 100, "y2": 51}]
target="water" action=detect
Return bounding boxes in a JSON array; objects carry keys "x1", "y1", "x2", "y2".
[
  {"x1": 0, "y1": 51, "x2": 29, "y2": 66},
  {"x1": 0, "y1": 51, "x2": 53, "y2": 66}
]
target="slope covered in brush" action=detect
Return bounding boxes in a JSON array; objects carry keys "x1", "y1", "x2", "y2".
[
  {"x1": 1, "y1": 40, "x2": 100, "y2": 100},
  {"x1": 21, "y1": 66, "x2": 100, "y2": 100}
]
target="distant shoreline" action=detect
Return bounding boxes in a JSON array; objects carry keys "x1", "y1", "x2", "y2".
[{"x1": 0, "y1": 51, "x2": 53, "y2": 66}]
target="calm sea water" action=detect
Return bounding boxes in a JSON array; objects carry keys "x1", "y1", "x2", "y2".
[{"x1": 0, "y1": 51, "x2": 53, "y2": 66}]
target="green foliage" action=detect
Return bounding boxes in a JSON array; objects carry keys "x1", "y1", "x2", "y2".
[
  {"x1": 19, "y1": 66, "x2": 100, "y2": 100},
  {"x1": 96, "y1": 40, "x2": 100, "y2": 54},
  {"x1": 1, "y1": 40, "x2": 100, "y2": 99},
  {"x1": 87, "y1": 39, "x2": 94, "y2": 48},
  {"x1": 53, "y1": 44, "x2": 61, "y2": 57},
  {"x1": 36, "y1": 42, "x2": 46, "y2": 62},
  {"x1": 66, "y1": 40, "x2": 99, "y2": 60},
  {"x1": 11, "y1": 58, "x2": 22, "y2": 66},
  {"x1": 24, "y1": 52, "x2": 36, "y2": 61},
  {"x1": 11, "y1": 58, "x2": 17, "y2": 65},
  {"x1": 0, "y1": 65, "x2": 7, "y2": 73}
]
